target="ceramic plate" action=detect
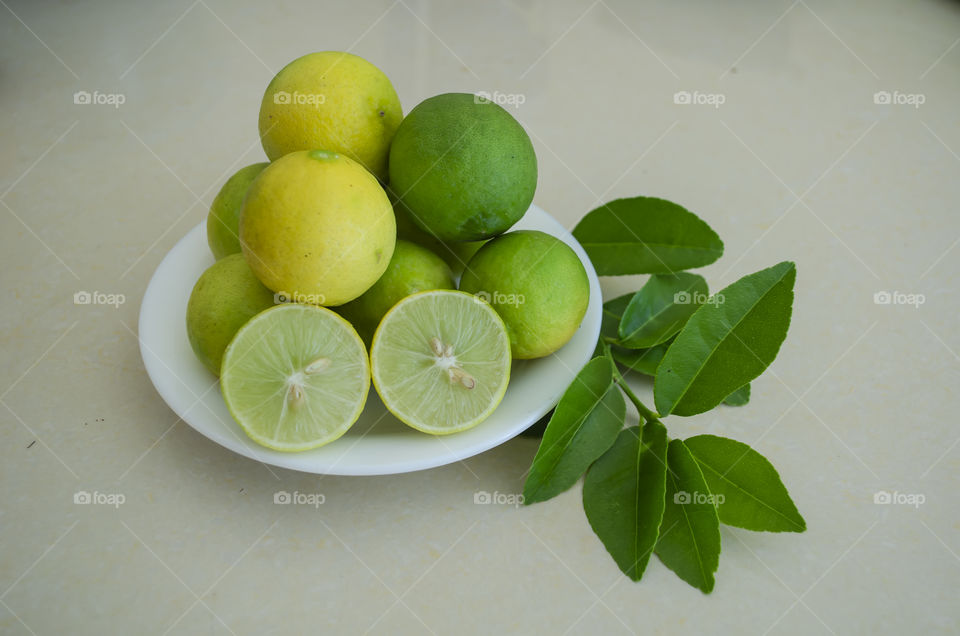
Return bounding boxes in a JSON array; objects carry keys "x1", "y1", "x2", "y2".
[{"x1": 139, "y1": 204, "x2": 602, "y2": 475}]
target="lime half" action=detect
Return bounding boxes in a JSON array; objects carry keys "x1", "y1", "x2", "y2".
[
  {"x1": 370, "y1": 290, "x2": 512, "y2": 434},
  {"x1": 220, "y1": 303, "x2": 370, "y2": 451}
]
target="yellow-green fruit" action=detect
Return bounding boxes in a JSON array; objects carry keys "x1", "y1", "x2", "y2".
[
  {"x1": 207, "y1": 162, "x2": 269, "y2": 260},
  {"x1": 390, "y1": 195, "x2": 486, "y2": 277},
  {"x1": 240, "y1": 150, "x2": 396, "y2": 306},
  {"x1": 258, "y1": 51, "x2": 402, "y2": 181},
  {"x1": 337, "y1": 240, "x2": 455, "y2": 345},
  {"x1": 186, "y1": 254, "x2": 275, "y2": 376},
  {"x1": 459, "y1": 230, "x2": 589, "y2": 359}
]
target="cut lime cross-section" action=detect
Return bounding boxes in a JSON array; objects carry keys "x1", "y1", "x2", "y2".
[
  {"x1": 370, "y1": 290, "x2": 512, "y2": 435},
  {"x1": 220, "y1": 303, "x2": 370, "y2": 451}
]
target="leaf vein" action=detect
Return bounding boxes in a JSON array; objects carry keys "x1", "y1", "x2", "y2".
[
  {"x1": 664, "y1": 266, "x2": 793, "y2": 412},
  {"x1": 690, "y1": 454, "x2": 802, "y2": 529}
]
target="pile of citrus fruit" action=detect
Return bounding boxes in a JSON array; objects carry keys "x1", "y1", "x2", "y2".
[{"x1": 185, "y1": 51, "x2": 590, "y2": 451}]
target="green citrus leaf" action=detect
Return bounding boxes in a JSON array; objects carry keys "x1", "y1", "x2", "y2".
[
  {"x1": 523, "y1": 358, "x2": 625, "y2": 504},
  {"x1": 618, "y1": 273, "x2": 708, "y2": 348},
  {"x1": 684, "y1": 435, "x2": 806, "y2": 533},
  {"x1": 572, "y1": 197, "x2": 724, "y2": 275},
  {"x1": 601, "y1": 293, "x2": 632, "y2": 339},
  {"x1": 654, "y1": 261, "x2": 796, "y2": 416},
  {"x1": 594, "y1": 293, "x2": 633, "y2": 356},
  {"x1": 723, "y1": 383, "x2": 751, "y2": 407},
  {"x1": 655, "y1": 439, "x2": 722, "y2": 593},
  {"x1": 583, "y1": 422, "x2": 668, "y2": 581},
  {"x1": 610, "y1": 339, "x2": 673, "y2": 377}
]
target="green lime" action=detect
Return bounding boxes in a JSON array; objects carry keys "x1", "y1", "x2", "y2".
[
  {"x1": 240, "y1": 150, "x2": 396, "y2": 306},
  {"x1": 370, "y1": 290, "x2": 511, "y2": 435},
  {"x1": 336, "y1": 240, "x2": 454, "y2": 345},
  {"x1": 258, "y1": 51, "x2": 402, "y2": 181},
  {"x1": 220, "y1": 303, "x2": 369, "y2": 451},
  {"x1": 206, "y1": 163, "x2": 268, "y2": 260},
  {"x1": 459, "y1": 230, "x2": 589, "y2": 359},
  {"x1": 391, "y1": 195, "x2": 486, "y2": 276},
  {"x1": 388, "y1": 93, "x2": 537, "y2": 242},
  {"x1": 186, "y1": 253, "x2": 276, "y2": 376}
]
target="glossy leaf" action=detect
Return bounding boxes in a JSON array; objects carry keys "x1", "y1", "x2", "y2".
[
  {"x1": 684, "y1": 435, "x2": 806, "y2": 533},
  {"x1": 654, "y1": 261, "x2": 796, "y2": 416},
  {"x1": 723, "y1": 384, "x2": 751, "y2": 407},
  {"x1": 601, "y1": 293, "x2": 632, "y2": 340},
  {"x1": 618, "y1": 273, "x2": 708, "y2": 348},
  {"x1": 610, "y1": 339, "x2": 673, "y2": 377},
  {"x1": 594, "y1": 293, "x2": 632, "y2": 356},
  {"x1": 655, "y1": 439, "x2": 722, "y2": 593},
  {"x1": 583, "y1": 422, "x2": 668, "y2": 580},
  {"x1": 572, "y1": 197, "x2": 724, "y2": 275},
  {"x1": 523, "y1": 358, "x2": 625, "y2": 504}
]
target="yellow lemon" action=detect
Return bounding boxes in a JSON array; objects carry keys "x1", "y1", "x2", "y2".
[
  {"x1": 258, "y1": 51, "x2": 402, "y2": 181},
  {"x1": 240, "y1": 150, "x2": 396, "y2": 306}
]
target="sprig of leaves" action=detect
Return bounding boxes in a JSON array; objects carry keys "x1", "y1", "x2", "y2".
[{"x1": 523, "y1": 196, "x2": 804, "y2": 593}]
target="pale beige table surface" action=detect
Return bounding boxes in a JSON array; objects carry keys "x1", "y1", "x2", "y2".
[{"x1": 2, "y1": 1, "x2": 958, "y2": 634}]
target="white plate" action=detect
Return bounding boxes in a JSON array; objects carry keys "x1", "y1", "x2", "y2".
[{"x1": 138, "y1": 204, "x2": 602, "y2": 475}]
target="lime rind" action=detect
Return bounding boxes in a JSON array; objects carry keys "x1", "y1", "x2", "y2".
[
  {"x1": 221, "y1": 303, "x2": 370, "y2": 451},
  {"x1": 370, "y1": 290, "x2": 512, "y2": 435}
]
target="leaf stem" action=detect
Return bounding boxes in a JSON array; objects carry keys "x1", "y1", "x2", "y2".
[
  {"x1": 615, "y1": 371, "x2": 660, "y2": 424},
  {"x1": 601, "y1": 341, "x2": 661, "y2": 424}
]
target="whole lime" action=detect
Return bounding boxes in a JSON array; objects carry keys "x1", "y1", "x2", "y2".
[
  {"x1": 207, "y1": 162, "x2": 269, "y2": 260},
  {"x1": 337, "y1": 240, "x2": 454, "y2": 345},
  {"x1": 258, "y1": 51, "x2": 402, "y2": 181},
  {"x1": 391, "y1": 195, "x2": 486, "y2": 277},
  {"x1": 186, "y1": 253, "x2": 276, "y2": 376},
  {"x1": 459, "y1": 230, "x2": 589, "y2": 359},
  {"x1": 388, "y1": 93, "x2": 537, "y2": 242},
  {"x1": 240, "y1": 150, "x2": 396, "y2": 306}
]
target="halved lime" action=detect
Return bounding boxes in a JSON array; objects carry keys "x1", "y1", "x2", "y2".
[
  {"x1": 220, "y1": 303, "x2": 370, "y2": 451},
  {"x1": 370, "y1": 290, "x2": 512, "y2": 434}
]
